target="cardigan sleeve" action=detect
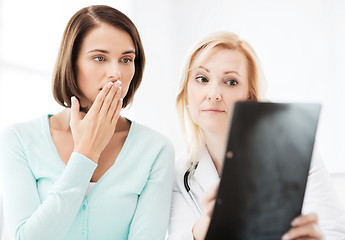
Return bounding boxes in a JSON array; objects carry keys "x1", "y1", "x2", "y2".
[
  {"x1": 0, "y1": 127, "x2": 97, "y2": 240},
  {"x1": 128, "y1": 142, "x2": 175, "y2": 240}
]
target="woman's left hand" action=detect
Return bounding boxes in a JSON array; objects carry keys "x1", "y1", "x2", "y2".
[
  {"x1": 281, "y1": 213, "x2": 324, "y2": 240},
  {"x1": 192, "y1": 182, "x2": 219, "y2": 240}
]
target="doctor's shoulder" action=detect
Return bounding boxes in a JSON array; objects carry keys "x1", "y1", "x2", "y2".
[
  {"x1": 175, "y1": 150, "x2": 189, "y2": 174},
  {"x1": 171, "y1": 151, "x2": 189, "y2": 191}
]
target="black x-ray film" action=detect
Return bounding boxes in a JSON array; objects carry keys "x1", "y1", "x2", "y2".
[{"x1": 205, "y1": 101, "x2": 321, "y2": 240}]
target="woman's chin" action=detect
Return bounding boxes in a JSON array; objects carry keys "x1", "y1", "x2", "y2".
[{"x1": 201, "y1": 123, "x2": 229, "y2": 135}]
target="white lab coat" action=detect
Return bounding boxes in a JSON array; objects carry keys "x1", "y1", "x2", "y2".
[{"x1": 168, "y1": 145, "x2": 345, "y2": 240}]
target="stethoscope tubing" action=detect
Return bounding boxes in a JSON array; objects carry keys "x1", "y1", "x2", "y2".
[{"x1": 184, "y1": 169, "x2": 204, "y2": 215}]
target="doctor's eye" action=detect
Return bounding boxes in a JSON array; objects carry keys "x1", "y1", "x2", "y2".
[
  {"x1": 93, "y1": 56, "x2": 105, "y2": 62},
  {"x1": 226, "y1": 79, "x2": 238, "y2": 86},
  {"x1": 196, "y1": 76, "x2": 208, "y2": 83}
]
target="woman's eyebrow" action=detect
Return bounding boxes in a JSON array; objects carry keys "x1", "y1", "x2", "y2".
[
  {"x1": 122, "y1": 50, "x2": 135, "y2": 55},
  {"x1": 224, "y1": 70, "x2": 240, "y2": 76},
  {"x1": 199, "y1": 66, "x2": 241, "y2": 76},
  {"x1": 86, "y1": 49, "x2": 109, "y2": 54},
  {"x1": 86, "y1": 49, "x2": 135, "y2": 55},
  {"x1": 198, "y1": 66, "x2": 210, "y2": 72}
]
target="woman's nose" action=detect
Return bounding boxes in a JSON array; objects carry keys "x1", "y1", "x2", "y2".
[
  {"x1": 107, "y1": 63, "x2": 121, "y2": 80},
  {"x1": 207, "y1": 84, "x2": 222, "y2": 101}
]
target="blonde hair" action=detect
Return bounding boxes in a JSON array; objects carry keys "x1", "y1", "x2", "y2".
[{"x1": 176, "y1": 31, "x2": 266, "y2": 170}]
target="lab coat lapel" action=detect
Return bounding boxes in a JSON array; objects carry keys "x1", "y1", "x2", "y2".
[{"x1": 193, "y1": 145, "x2": 220, "y2": 192}]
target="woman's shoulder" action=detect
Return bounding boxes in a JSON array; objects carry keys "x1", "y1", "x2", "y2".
[
  {"x1": 1, "y1": 115, "x2": 48, "y2": 147},
  {"x1": 130, "y1": 120, "x2": 174, "y2": 147},
  {"x1": 175, "y1": 151, "x2": 188, "y2": 170}
]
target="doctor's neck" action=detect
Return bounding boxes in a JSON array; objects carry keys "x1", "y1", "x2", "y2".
[{"x1": 203, "y1": 131, "x2": 228, "y2": 176}]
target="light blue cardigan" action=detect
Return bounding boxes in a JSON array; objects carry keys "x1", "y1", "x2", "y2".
[{"x1": 0, "y1": 115, "x2": 174, "y2": 240}]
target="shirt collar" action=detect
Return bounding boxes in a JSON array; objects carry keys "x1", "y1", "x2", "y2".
[{"x1": 193, "y1": 145, "x2": 220, "y2": 192}]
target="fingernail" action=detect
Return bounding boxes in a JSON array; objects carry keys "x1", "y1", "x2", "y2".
[
  {"x1": 107, "y1": 82, "x2": 113, "y2": 88},
  {"x1": 71, "y1": 96, "x2": 77, "y2": 106},
  {"x1": 115, "y1": 80, "x2": 121, "y2": 87},
  {"x1": 291, "y1": 218, "x2": 299, "y2": 226},
  {"x1": 282, "y1": 234, "x2": 289, "y2": 240}
]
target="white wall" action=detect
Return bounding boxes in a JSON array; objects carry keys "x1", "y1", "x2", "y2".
[
  {"x1": 129, "y1": 0, "x2": 345, "y2": 174},
  {"x1": 128, "y1": 0, "x2": 345, "y2": 204},
  {"x1": 0, "y1": 0, "x2": 344, "y2": 198},
  {"x1": 0, "y1": 0, "x2": 132, "y2": 129}
]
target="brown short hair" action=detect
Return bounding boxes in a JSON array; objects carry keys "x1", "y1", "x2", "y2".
[{"x1": 52, "y1": 5, "x2": 145, "y2": 111}]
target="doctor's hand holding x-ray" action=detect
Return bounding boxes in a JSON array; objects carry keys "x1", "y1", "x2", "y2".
[{"x1": 192, "y1": 184, "x2": 324, "y2": 240}]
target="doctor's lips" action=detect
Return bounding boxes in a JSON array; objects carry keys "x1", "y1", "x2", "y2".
[{"x1": 201, "y1": 108, "x2": 225, "y2": 113}]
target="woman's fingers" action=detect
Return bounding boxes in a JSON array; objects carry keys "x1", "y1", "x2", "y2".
[
  {"x1": 200, "y1": 182, "x2": 219, "y2": 206},
  {"x1": 69, "y1": 80, "x2": 123, "y2": 164},
  {"x1": 282, "y1": 223, "x2": 323, "y2": 240},
  {"x1": 192, "y1": 183, "x2": 219, "y2": 240},
  {"x1": 192, "y1": 215, "x2": 211, "y2": 240},
  {"x1": 88, "y1": 81, "x2": 114, "y2": 114},
  {"x1": 110, "y1": 94, "x2": 123, "y2": 125},
  {"x1": 291, "y1": 213, "x2": 318, "y2": 227},
  {"x1": 204, "y1": 200, "x2": 216, "y2": 217},
  {"x1": 70, "y1": 96, "x2": 81, "y2": 126},
  {"x1": 200, "y1": 182, "x2": 219, "y2": 217},
  {"x1": 105, "y1": 83, "x2": 121, "y2": 117},
  {"x1": 98, "y1": 81, "x2": 121, "y2": 117},
  {"x1": 281, "y1": 213, "x2": 324, "y2": 240}
]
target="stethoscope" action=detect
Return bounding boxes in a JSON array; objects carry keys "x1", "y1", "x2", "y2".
[{"x1": 183, "y1": 164, "x2": 204, "y2": 215}]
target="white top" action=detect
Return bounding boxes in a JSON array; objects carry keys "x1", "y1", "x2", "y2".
[
  {"x1": 168, "y1": 145, "x2": 345, "y2": 240},
  {"x1": 85, "y1": 183, "x2": 96, "y2": 197}
]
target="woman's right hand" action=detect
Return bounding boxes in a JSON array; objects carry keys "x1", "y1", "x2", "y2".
[
  {"x1": 70, "y1": 81, "x2": 122, "y2": 163},
  {"x1": 281, "y1": 213, "x2": 324, "y2": 240},
  {"x1": 192, "y1": 182, "x2": 219, "y2": 240}
]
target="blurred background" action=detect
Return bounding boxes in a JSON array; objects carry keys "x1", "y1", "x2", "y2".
[{"x1": 0, "y1": 0, "x2": 344, "y2": 229}]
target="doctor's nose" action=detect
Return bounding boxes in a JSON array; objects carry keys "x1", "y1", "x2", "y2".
[{"x1": 207, "y1": 85, "x2": 222, "y2": 101}]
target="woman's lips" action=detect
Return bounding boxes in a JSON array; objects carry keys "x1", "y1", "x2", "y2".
[{"x1": 202, "y1": 108, "x2": 225, "y2": 113}]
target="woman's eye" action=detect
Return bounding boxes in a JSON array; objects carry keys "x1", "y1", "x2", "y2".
[
  {"x1": 121, "y1": 58, "x2": 132, "y2": 64},
  {"x1": 226, "y1": 79, "x2": 238, "y2": 86},
  {"x1": 196, "y1": 76, "x2": 208, "y2": 83},
  {"x1": 93, "y1": 56, "x2": 105, "y2": 62}
]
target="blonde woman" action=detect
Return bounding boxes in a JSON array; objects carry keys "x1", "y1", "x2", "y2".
[{"x1": 169, "y1": 32, "x2": 345, "y2": 240}]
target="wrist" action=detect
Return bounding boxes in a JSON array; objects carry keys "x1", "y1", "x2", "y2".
[
  {"x1": 73, "y1": 147, "x2": 100, "y2": 163},
  {"x1": 192, "y1": 216, "x2": 211, "y2": 240},
  {"x1": 192, "y1": 225, "x2": 197, "y2": 240}
]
